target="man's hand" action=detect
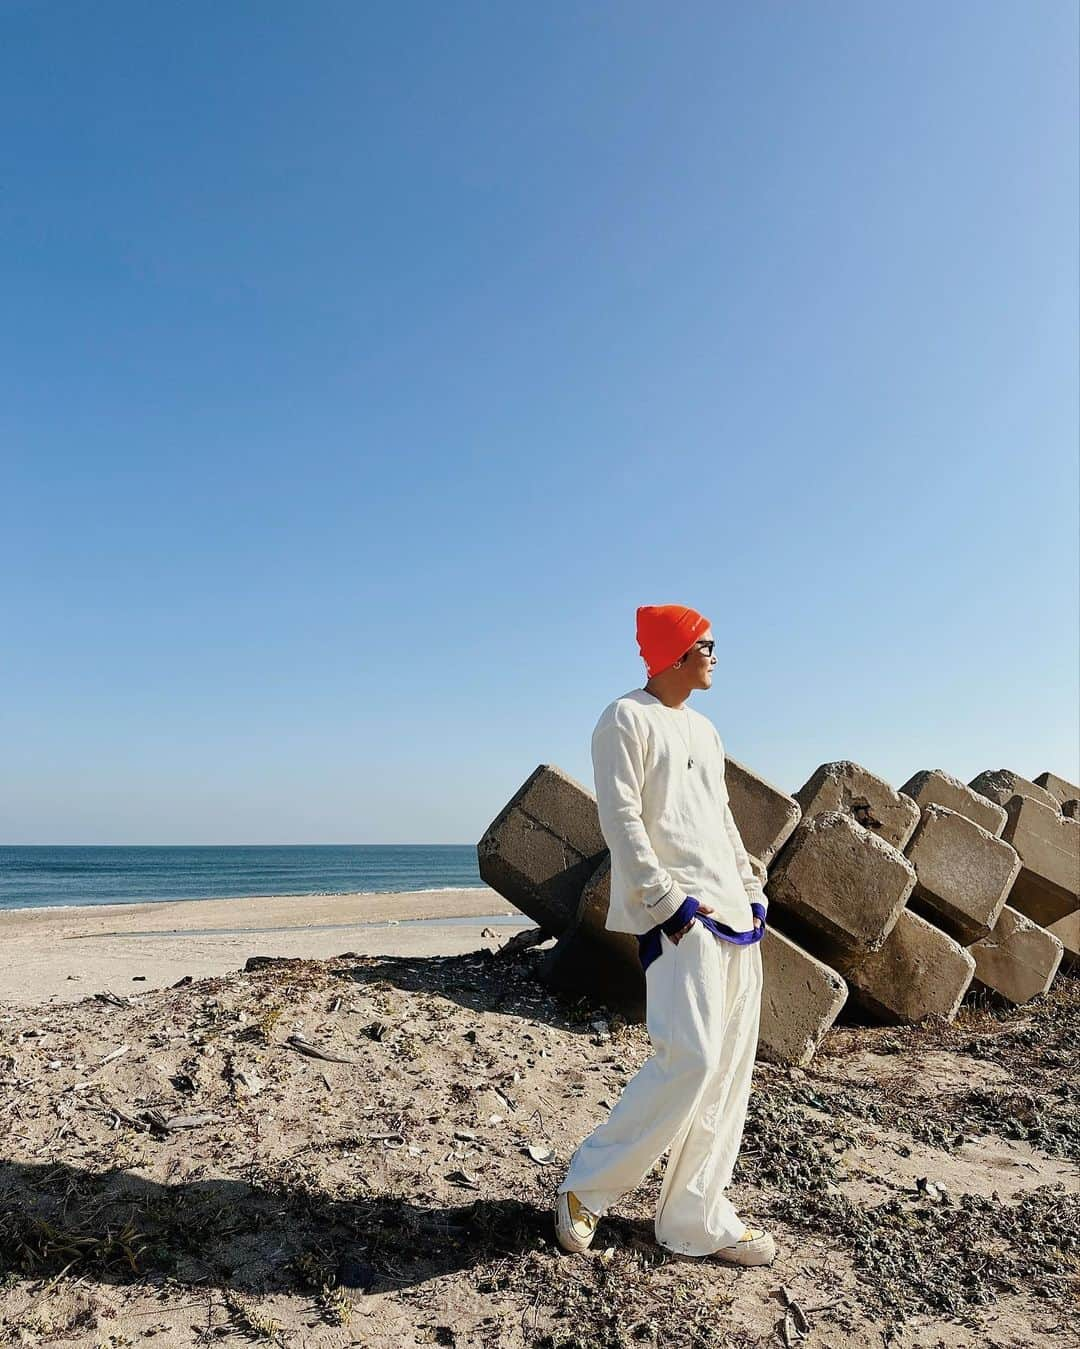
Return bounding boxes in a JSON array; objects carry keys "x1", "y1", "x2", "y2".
[
  {"x1": 753, "y1": 916, "x2": 762, "y2": 930},
  {"x1": 670, "y1": 902, "x2": 713, "y2": 944}
]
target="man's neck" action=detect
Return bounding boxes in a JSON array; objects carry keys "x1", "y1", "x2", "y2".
[{"x1": 643, "y1": 681, "x2": 689, "y2": 709}]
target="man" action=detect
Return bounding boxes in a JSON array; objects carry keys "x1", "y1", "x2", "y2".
[{"x1": 554, "y1": 603, "x2": 775, "y2": 1267}]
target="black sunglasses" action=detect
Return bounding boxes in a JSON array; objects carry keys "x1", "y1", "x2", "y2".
[{"x1": 688, "y1": 640, "x2": 715, "y2": 658}]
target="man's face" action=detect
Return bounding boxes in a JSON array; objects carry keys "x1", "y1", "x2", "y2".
[{"x1": 686, "y1": 629, "x2": 717, "y2": 690}]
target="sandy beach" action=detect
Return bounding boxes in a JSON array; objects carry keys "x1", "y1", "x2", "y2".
[
  {"x1": 0, "y1": 926, "x2": 1074, "y2": 1347},
  {"x1": 0, "y1": 887, "x2": 529, "y2": 1006},
  {"x1": 1, "y1": 885, "x2": 1077, "y2": 1349}
]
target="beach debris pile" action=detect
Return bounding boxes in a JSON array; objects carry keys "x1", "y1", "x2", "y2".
[
  {"x1": 478, "y1": 760, "x2": 1079, "y2": 1065},
  {"x1": 0, "y1": 931, "x2": 1077, "y2": 1346}
]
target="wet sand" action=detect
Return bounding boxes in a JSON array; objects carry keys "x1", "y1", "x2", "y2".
[{"x1": 0, "y1": 887, "x2": 530, "y2": 1006}]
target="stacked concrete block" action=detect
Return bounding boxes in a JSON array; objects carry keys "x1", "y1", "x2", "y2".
[
  {"x1": 724, "y1": 756, "x2": 802, "y2": 864},
  {"x1": 899, "y1": 769, "x2": 1007, "y2": 838},
  {"x1": 478, "y1": 744, "x2": 1074, "y2": 1062},
  {"x1": 756, "y1": 926, "x2": 849, "y2": 1067},
  {"x1": 897, "y1": 768, "x2": 1075, "y2": 995},
  {"x1": 477, "y1": 765, "x2": 607, "y2": 937},
  {"x1": 903, "y1": 804, "x2": 1021, "y2": 942},
  {"x1": 794, "y1": 761, "x2": 920, "y2": 850},
  {"x1": 1033, "y1": 771, "x2": 1080, "y2": 811},
  {"x1": 567, "y1": 856, "x2": 645, "y2": 1004},
  {"x1": 832, "y1": 910, "x2": 976, "y2": 1024},
  {"x1": 969, "y1": 769, "x2": 1060, "y2": 814},
  {"x1": 1044, "y1": 912, "x2": 1078, "y2": 971},
  {"x1": 1064, "y1": 801, "x2": 1080, "y2": 821},
  {"x1": 766, "y1": 810, "x2": 917, "y2": 956},
  {"x1": 764, "y1": 804, "x2": 987, "y2": 1025},
  {"x1": 998, "y1": 795, "x2": 1080, "y2": 928},
  {"x1": 968, "y1": 906, "x2": 1065, "y2": 1005}
]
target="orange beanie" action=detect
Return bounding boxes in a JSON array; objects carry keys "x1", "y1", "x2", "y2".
[{"x1": 636, "y1": 604, "x2": 710, "y2": 678}]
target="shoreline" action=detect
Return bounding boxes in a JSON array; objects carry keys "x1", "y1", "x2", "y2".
[
  {"x1": 0, "y1": 882, "x2": 491, "y2": 917},
  {"x1": 0, "y1": 886, "x2": 529, "y2": 1007}
]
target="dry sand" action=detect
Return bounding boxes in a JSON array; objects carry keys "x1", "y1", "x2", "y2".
[
  {"x1": 0, "y1": 893, "x2": 1076, "y2": 1346},
  {"x1": 0, "y1": 934, "x2": 1075, "y2": 1348},
  {"x1": 0, "y1": 888, "x2": 528, "y2": 1006}
]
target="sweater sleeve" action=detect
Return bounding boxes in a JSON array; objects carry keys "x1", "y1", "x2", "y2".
[
  {"x1": 718, "y1": 745, "x2": 768, "y2": 913},
  {"x1": 591, "y1": 709, "x2": 689, "y2": 926}
]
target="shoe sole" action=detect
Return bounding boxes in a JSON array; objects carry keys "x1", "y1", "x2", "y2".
[{"x1": 711, "y1": 1234, "x2": 776, "y2": 1267}]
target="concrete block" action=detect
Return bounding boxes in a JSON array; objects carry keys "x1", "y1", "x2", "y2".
[
  {"x1": 757, "y1": 926, "x2": 848, "y2": 1067},
  {"x1": 969, "y1": 906, "x2": 1065, "y2": 1004},
  {"x1": 903, "y1": 805, "x2": 1021, "y2": 942},
  {"x1": 1033, "y1": 772, "x2": 1080, "y2": 810},
  {"x1": 1064, "y1": 800, "x2": 1080, "y2": 821},
  {"x1": 834, "y1": 909, "x2": 975, "y2": 1024},
  {"x1": 969, "y1": 770, "x2": 1060, "y2": 814},
  {"x1": 724, "y1": 756, "x2": 802, "y2": 865},
  {"x1": 767, "y1": 810, "x2": 916, "y2": 955},
  {"x1": 575, "y1": 857, "x2": 645, "y2": 965},
  {"x1": 477, "y1": 764, "x2": 607, "y2": 937},
  {"x1": 899, "y1": 768, "x2": 1007, "y2": 838},
  {"x1": 794, "y1": 761, "x2": 920, "y2": 850},
  {"x1": 1044, "y1": 911, "x2": 1078, "y2": 971},
  {"x1": 999, "y1": 795, "x2": 1080, "y2": 927}
]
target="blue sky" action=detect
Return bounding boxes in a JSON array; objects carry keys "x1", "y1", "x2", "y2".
[{"x1": 2, "y1": 1, "x2": 1077, "y2": 844}]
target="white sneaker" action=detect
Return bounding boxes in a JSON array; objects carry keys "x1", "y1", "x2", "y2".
[
  {"x1": 710, "y1": 1226, "x2": 776, "y2": 1267},
  {"x1": 554, "y1": 1190, "x2": 600, "y2": 1253}
]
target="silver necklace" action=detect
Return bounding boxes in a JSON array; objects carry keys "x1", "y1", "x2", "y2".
[
  {"x1": 644, "y1": 688, "x2": 694, "y2": 767},
  {"x1": 673, "y1": 709, "x2": 694, "y2": 769}
]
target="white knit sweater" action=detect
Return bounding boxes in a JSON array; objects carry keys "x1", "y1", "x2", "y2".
[{"x1": 591, "y1": 689, "x2": 767, "y2": 935}]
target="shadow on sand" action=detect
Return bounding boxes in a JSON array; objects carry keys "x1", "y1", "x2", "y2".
[
  {"x1": 0, "y1": 1157, "x2": 654, "y2": 1296},
  {"x1": 0, "y1": 948, "x2": 652, "y2": 1299},
  {"x1": 328, "y1": 942, "x2": 605, "y2": 1034}
]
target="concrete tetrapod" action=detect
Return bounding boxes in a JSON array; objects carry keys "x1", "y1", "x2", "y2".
[
  {"x1": 967, "y1": 906, "x2": 1065, "y2": 1005},
  {"x1": 998, "y1": 795, "x2": 1080, "y2": 928},
  {"x1": 899, "y1": 769, "x2": 1007, "y2": 838},
  {"x1": 1033, "y1": 772, "x2": 1080, "y2": 812},
  {"x1": 903, "y1": 804, "x2": 1021, "y2": 943},
  {"x1": 1043, "y1": 911, "x2": 1078, "y2": 971},
  {"x1": 476, "y1": 764, "x2": 607, "y2": 938},
  {"x1": 766, "y1": 810, "x2": 917, "y2": 957},
  {"x1": 724, "y1": 756, "x2": 802, "y2": 865},
  {"x1": 828, "y1": 909, "x2": 976, "y2": 1024},
  {"x1": 969, "y1": 770, "x2": 1060, "y2": 815},
  {"x1": 794, "y1": 761, "x2": 920, "y2": 851}
]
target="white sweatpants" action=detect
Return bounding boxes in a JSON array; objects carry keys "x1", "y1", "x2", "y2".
[{"x1": 557, "y1": 919, "x2": 764, "y2": 1256}]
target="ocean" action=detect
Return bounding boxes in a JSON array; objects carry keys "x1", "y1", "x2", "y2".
[{"x1": 0, "y1": 845, "x2": 485, "y2": 912}]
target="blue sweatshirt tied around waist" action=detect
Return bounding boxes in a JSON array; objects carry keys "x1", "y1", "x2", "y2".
[{"x1": 637, "y1": 896, "x2": 767, "y2": 973}]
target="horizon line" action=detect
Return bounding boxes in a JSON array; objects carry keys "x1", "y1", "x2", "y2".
[{"x1": 0, "y1": 841, "x2": 479, "y2": 849}]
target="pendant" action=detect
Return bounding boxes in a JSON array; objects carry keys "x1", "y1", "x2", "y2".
[{"x1": 687, "y1": 757, "x2": 694, "y2": 769}]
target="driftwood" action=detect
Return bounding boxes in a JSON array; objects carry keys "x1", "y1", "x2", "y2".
[
  {"x1": 140, "y1": 1109, "x2": 224, "y2": 1133},
  {"x1": 285, "y1": 1034, "x2": 357, "y2": 1064},
  {"x1": 492, "y1": 928, "x2": 548, "y2": 961}
]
